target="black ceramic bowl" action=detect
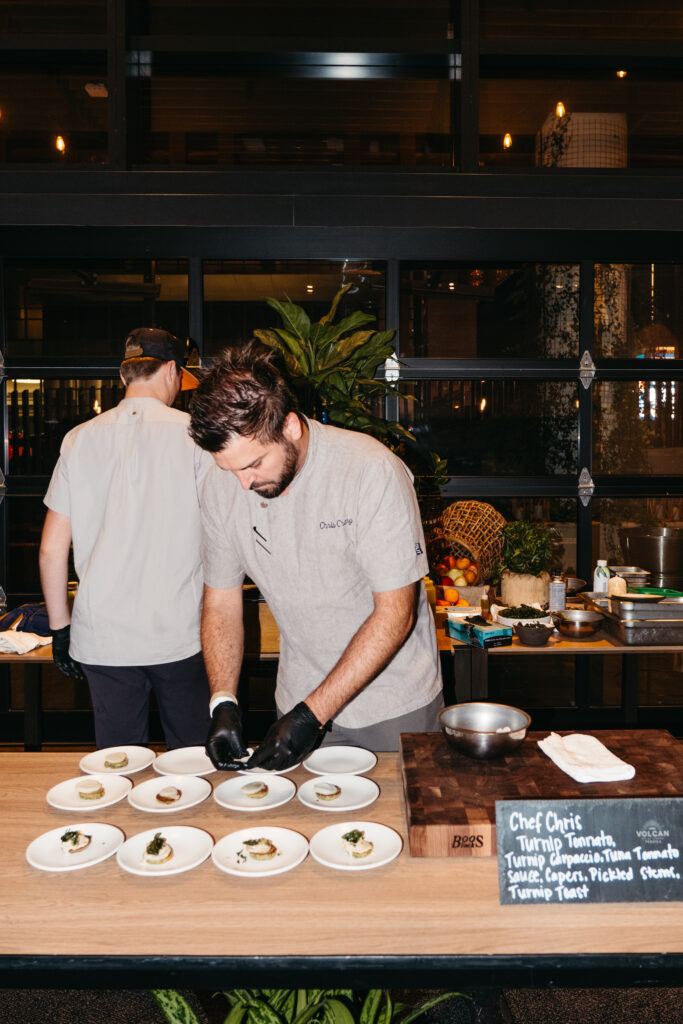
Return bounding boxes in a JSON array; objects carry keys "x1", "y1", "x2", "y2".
[{"x1": 514, "y1": 622, "x2": 556, "y2": 647}]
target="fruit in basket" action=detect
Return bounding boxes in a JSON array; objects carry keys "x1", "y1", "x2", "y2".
[
  {"x1": 464, "y1": 568, "x2": 477, "y2": 584},
  {"x1": 440, "y1": 574, "x2": 453, "y2": 587},
  {"x1": 456, "y1": 557, "x2": 471, "y2": 570}
]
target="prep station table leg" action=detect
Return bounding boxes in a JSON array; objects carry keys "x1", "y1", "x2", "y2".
[{"x1": 23, "y1": 664, "x2": 43, "y2": 752}]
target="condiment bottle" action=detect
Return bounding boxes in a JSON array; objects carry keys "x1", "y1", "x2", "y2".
[
  {"x1": 593, "y1": 559, "x2": 610, "y2": 594},
  {"x1": 548, "y1": 575, "x2": 567, "y2": 611}
]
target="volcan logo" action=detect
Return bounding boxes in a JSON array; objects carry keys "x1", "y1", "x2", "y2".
[{"x1": 635, "y1": 819, "x2": 670, "y2": 844}]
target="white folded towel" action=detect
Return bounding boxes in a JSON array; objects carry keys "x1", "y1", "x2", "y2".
[
  {"x1": 0, "y1": 630, "x2": 52, "y2": 655},
  {"x1": 537, "y1": 732, "x2": 636, "y2": 784}
]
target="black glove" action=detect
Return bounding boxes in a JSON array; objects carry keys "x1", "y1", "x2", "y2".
[
  {"x1": 206, "y1": 700, "x2": 250, "y2": 771},
  {"x1": 247, "y1": 701, "x2": 328, "y2": 772},
  {"x1": 50, "y1": 625, "x2": 86, "y2": 681}
]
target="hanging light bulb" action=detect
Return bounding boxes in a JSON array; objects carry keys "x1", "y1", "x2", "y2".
[
  {"x1": 616, "y1": 70, "x2": 627, "y2": 79},
  {"x1": 55, "y1": 135, "x2": 66, "y2": 153},
  {"x1": 306, "y1": 283, "x2": 314, "y2": 293},
  {"x1": 503, "y1": 133, "x2": 512, "y2": 149},
  {"x1": 555, "y1": 101, "x2": 566, "y2": 118}
]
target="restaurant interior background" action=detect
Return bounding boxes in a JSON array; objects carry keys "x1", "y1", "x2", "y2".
[{"x1": 0, "y1": 0, "x2": 682, "y2": 745}]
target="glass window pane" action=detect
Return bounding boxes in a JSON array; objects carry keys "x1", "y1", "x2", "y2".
[
  {"x1": 203, "y1": 260, "x2": 386, "y2": 356},
  {"x1": 401, "y1": 380, "x2": 579, "y2": 476},
  {"x1": 479, "y1": 72, "x2": 682, "y2": 170},
  {"x1": 0, "y1": 57, "x2": 108, "y2": 165},
  {"x1": 399, "y1": 264, "x2": 580, "y2": 358},
  {"x1": 134, "y1": 1, "x2": 458, "y2": 45},
  {"x1": 594, "y1": 263, "x2": 683, "y2": 358},
  {"x1": 5, "y1": 260, "x2": 188, "y2": 360},
  {"x1": 592, "y1": 497, "x2": 683, "y2": 580},
  {"x1": 6, "y1": 378, "x2": 125, "y2": 476},
  {"x1": 130, "y1": 66, "x2": 454, "y2": 168},
  {"x1": 0, "y1": 1, "x2": 106, "y2": 34},
  {"x1": 6, "y1": 496, "x2": 53, "y2": 605},
  {"x1": 481, "y1": 1, "x2": 683, "y2": 41},
  {"x1": 594, "y1": 381, "x2": 682, "y2": 476}
]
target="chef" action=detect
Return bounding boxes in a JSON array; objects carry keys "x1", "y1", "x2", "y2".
[{"x1": 189, "y1": 340, "x2": 443, "y2": 772}]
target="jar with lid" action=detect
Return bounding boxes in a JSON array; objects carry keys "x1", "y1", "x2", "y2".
[{"x1": 548, "y1": 575, "x2": 567, "y2": 611}]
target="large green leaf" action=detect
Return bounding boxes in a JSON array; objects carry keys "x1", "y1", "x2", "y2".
[
  {"x1": 265, "y1": 298, "x2": 312, "y2": 343},
  {"x1": 359, "y1": 989, "x2": 383, "y2": 1024},
  {"x1": 319, "y1": 310, "x2": 377, "y2": 348},
  {"x1": 152, "y1": 990, "x2": 202, "y2": 1024},
  {"x1": 318, "y1": 283, "x2": 353, "y2": 326},
  {"x1": 320, "y1": 330, "x2": 377, "y2": 369},
  {"x1": 321, "y1": 998, "x2": 356, "y2": 1024},
  {"x1": 399, "y1": 993, "x2": 469, "y2": 1024}
]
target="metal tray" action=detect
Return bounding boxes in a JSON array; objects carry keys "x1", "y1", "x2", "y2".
[
  {"x1": 601, "y1": 608, "x2": 683, "y2": 645},
  {"x1": 608, "y1": 596, "x2": 683, "y2": 620}
]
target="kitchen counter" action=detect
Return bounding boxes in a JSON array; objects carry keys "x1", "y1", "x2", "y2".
[{"x1": 3, "y1": 750, "x2": 683, "y2": 989}]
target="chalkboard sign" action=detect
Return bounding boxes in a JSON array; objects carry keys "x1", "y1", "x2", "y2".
[{"x1": 496, "y1": 798, "x2": 683, "y2": 904}]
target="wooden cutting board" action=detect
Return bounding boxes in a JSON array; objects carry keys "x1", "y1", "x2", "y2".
[{"x1": 399, "y1": 729, "x2": 683, "y2": 858}]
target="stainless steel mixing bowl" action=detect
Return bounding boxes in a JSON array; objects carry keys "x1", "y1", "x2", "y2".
[{"x1": 438, "y1": 702, "x2": 531, "y2": 759}]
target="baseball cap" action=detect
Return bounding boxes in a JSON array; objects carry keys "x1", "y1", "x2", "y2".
[{"x1": 122, "y1": 327, "x2": 199, "y2": 391}]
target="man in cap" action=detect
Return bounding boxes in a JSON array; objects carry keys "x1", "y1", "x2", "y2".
[{"x1": 39, "y1": 327, "x2": 214, "y2": 749}]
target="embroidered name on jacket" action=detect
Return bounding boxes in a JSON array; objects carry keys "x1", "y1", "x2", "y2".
[{"x1": 320, "y1": 518, "x2": 354, "y2": 529}]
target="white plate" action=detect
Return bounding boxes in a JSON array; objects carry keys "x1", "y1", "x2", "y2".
[
  {"x1": 153, "y1": 746, "x2": 217, "y2": 776},
  {"x1": 127, "y1": 773, "x2": 212, "y2": 813},
  {"x1": 47, "y1": 774, "x2": 132, "y2": 812},
  {"x1": 26, "y1": 822, "x2": 124, "y2": 872},
  {"x1": 236, "y1": 749, "x2": 300, "y2": 776},
  {"x1": 297, "y1": 773, "x2": 379, "y2": 813},
  {"x1": 212, "y1": 826, "x2": 308, "y2": 878},
  {"x1": 79, "y1": 745, "x2": 156, "y2": 776},
  {"x1": 303, "y1": 746, "x2": 377, "y2": 776},
  {"x1": 116, "y1": 826, "x2": 214, "y2": 877},
  {"x1": 309, "y1": 820, "x2": 403, "y2": 871},
  {"x1": 213, "y1": 773, "x2": 296, "y2": 812}
]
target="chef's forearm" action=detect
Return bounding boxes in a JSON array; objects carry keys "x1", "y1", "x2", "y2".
[
  {"x1": 200, "y1": 583, "x2": 244, "y2": 700},
  {"x1": 39, "y1": 509, "x2": 73, "y2": 630},
  {"x1": 305, "y1": 581, "x2": 417, "y2": 724}
]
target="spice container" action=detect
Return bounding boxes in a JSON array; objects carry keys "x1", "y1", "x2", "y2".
[{"x1": 548, "y1": 575, "x2": 567, "y2": 611}]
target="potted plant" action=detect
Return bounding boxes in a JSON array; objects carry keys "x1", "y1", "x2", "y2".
[
  {"x1": 492, "y1": 520, "x2": 560, "y2": 607},
  {"x1": 254, "y1": 283, "x2": 412, "y2": 445},
  {"x1": 254, "y1": 285, "x2": 447, "y2": 520}
]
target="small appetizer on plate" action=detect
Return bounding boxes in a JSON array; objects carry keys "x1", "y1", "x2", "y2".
[
  {"x1": 143, "y1": 832, "x2": 174, "y2": 865},
  {"x1": 314, "y1": 782, "x2": 342, "y2": 802},
  {"x1": 61, "y1": 829, "x2": 92, "y2": 854},
  {"x1": 104, "y1": 751, "x2": 129, "y2": 770},
  {"x1": 241, "y1": 781, "x2": 269, "y2": 800},
  {"x1": 242, "y1": 837, "x2": 277, "y2": 860},
  {"x1": 342, "y1": 829, "x2": 374, "y2": 859},
  {"x1": 76, "y1": 778, "x2": 105, "y2": 801},
  {"x1": 156, "y1": 785, "x2": 182, "y2": 805}
]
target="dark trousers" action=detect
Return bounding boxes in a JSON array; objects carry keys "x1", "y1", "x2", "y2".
[{"x1": 82, "y1": 650, "x2": 211, "y2": 750}]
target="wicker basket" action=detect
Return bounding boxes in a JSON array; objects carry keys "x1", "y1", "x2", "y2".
[{"x1": 440, "y1": 501, "x2": 506, "y2": 583}]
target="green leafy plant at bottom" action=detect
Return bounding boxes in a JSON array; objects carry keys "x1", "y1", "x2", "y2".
[{"x1": 152, "y1": 987, "x2": 470, "y2": 1024}]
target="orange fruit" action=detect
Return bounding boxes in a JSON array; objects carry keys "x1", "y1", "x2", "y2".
[
  {"x1": 456, "y1": 557, "x2": 471, "y2": 570},
  {"x1": 464, "y1": 568, "x2": 477, "y2": 584},
  {"x1": 455, "y1": 598, "x2": 470, "y2": 607},
  {"x1": 443, "y1": 587, "x2": 460, "y2": 604}
]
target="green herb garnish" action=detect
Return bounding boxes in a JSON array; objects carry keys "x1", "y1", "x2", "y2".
[
  {"x1": 146, "y1": 832, "x2": 166, "y2": 856},
  {"x1": 342, "y1": 829, "x2": 364, "y2": 844},
  {"x1": 501, "y1": 605, "x2": 547, "y2": 619}
]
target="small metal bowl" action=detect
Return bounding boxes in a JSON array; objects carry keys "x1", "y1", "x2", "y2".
[
  {"x1": 552, "y1": 608, "x2": 603, "y2": 639},
  {"x1": 565, "y1": 577, "x2": 587, "y2": 595},
  {"x1": 438, "y1": 702, "x2": 531, "y2": 759}
]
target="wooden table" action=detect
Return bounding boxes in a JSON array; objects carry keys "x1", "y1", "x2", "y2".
[
  {"x1": 442, "y1": 626, "x2": 683, "y2": 727},
  {"x1": 3, "y1": 750, "x2": 683, "y2": 990},
  {"x1": 0, "y1": 645, "x2": 54, "y2": 751}
]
